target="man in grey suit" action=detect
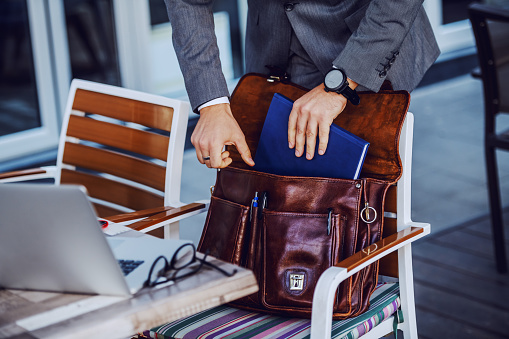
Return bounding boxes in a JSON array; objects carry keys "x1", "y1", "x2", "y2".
[{"x1": 164, "y1": 0, "x2": 440, "y2": 169}]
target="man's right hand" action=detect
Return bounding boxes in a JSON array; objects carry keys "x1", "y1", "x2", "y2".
[{"x1": 191, "y1": 103, "x2": 255, "y2": 169}]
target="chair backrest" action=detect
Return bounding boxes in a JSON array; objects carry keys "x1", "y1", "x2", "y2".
[
  {"x1": 55, "y1": 79, "x2": 189, "y2": 218},
  {"x1": 469, "y1": 3, "x2": 509, "y2": 126}
]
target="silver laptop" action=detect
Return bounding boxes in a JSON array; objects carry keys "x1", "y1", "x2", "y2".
[{"x1": 0, "y1": 183, "x2": 192, "y2": 296}]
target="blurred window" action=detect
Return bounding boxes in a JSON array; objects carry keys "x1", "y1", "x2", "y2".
[
  {"x1": 0, "y1": 0, "x2": 41, "y2": 137},
  {"x1": 63, "y1": 0, "x2": 121, "y2": 85}
]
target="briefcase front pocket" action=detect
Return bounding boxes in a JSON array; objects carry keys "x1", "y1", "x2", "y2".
[
  {"x1": 261, "y1": 210, "x2": 345, "y2": 312},
  {"x1": 198, "y1": 196, "x2": 250, "y2": 266}
]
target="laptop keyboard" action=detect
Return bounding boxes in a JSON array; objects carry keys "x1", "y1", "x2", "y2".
[{"x1": 118, "y1": 259, "x2": 144, "y2": 276}]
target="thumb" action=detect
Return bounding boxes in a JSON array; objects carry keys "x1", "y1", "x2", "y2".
[{"x1": 234, "y1": 136, "x2": 255, "y2": 167}]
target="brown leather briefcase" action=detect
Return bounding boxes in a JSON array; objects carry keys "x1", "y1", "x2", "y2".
[{"x1": 198, "y1": 73, "x2": 409, "y2": 319}]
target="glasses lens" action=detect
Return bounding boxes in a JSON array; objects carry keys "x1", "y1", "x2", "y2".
[
  {"x1": 171, "y1": 258, "x2": 205, "y2": 281},
  {"x1": 172, "y1": 243, "x2": 196, "y2": 269},
  {"x1": 147, "y1": 256, "x2": 168, "y2": 286}
]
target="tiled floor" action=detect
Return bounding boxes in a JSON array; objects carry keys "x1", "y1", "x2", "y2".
[{"x1": 179, "y1": 74, "x2": 509, "y2": 244}]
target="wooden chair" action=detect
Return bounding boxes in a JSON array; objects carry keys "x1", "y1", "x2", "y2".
[
  {"x1": 0, "y1": 79, "x2": 207, "y2": 238},
  {"x1": 135, "y1": 112, "x2": 431, "y2": 339},
  {"x1": 469, "y1": 3, "x2": 509, "y2": 273}
]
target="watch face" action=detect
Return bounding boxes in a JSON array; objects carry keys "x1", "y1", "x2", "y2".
[{"x1": 324, "y1": 69, "x2": 345, "y2": 90}]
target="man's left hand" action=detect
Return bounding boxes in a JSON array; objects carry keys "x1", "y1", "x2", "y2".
[{"x1": 288, "y1": 80, "x2": 358, "y2": 160}]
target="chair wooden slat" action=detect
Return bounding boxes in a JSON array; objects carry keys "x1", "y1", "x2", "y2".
[
  {"x1": 62, "y1": 142, "x2": 166, "y2": 191},
  {"x1": 379, "y1": 217, "x2": 399, "y2": 278},
  {"x1": 383, "y1": 215, "x2": 398, "y2": 239},
  {"x1": 73, "y1": 88, "x2": 174, "y2": 132},
  {"x1": 60, "y1": 169, "x2": 163, "y2": 211},
  {"x1": 384, "y1": 185, "x2": 397, "y2": 214},
  {"x1": 379, "y1": 252, "x2": 399, "y2": 278},
  {"x1": 66, "y1": 115, "x2": 169, "y2": 161},
  {"x1": 380, "y1": 187, "x2": 398, "y2": 278},
  {"x1": 120, "y1": 203, "x2": 207, "y2": 231},
  {"x1": 0, "y1": 168, "x2": 48, "y2": 180}
]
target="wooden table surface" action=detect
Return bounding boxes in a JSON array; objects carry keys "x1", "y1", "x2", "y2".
[
  {"x1": 0, "y1": 257, "x2": 257, "y2": 339},
  {"x1": 0, "y1": 221, "x2": 258, "y2": 339}
]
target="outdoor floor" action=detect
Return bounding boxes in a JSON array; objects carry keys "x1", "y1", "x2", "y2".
[{"x1": 412, "y1": 208, "x2": 509, "y2": 338}]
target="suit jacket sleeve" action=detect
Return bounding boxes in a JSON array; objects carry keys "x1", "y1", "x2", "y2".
[
  {"x1": 164, "y1": 0, "x2": 229, "y2": 112},
  {"x1": 334, "y1": 0, "x2": 429, "y2": 92}
]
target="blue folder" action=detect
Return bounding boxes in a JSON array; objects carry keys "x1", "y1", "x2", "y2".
[{"x1": 253, "y1": 93, "x2": 369, "y2": 179}]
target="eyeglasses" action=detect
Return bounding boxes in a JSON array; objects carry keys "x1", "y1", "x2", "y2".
[{"x1": 144, "y1": 243, "x2": 237, "y2": 288}]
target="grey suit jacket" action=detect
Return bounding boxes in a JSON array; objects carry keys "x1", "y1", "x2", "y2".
[{"x1": 165, "y1": 0, "x2": 440, "y2": 112}]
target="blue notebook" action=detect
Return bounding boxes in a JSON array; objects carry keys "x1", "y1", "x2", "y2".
[{"x1": 253, "y1": 93, "x2": 369, "y2": 179}]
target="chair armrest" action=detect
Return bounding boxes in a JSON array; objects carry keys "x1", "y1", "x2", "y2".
[
  {"x1": 0, "y1": 166, "x2": 57, "y2": 183},
  {"x1": 309, "y1": 222, "x2": 430, "y2": 339},
  {"x1": 106, "y1": 201, "x2": 208, "y2": 233},
  {"x1": 336, "y1": 223, "x2": 429, "y2": 272}
]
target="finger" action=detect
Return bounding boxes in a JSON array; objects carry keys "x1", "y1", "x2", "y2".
[
  {"x1": 318, "y1": 123, "x2": 330, "y2": 156},
  {"x1": 217, "y1": 150, "x2": 231, "y2": 168},
  {"x1": 195, "y1": 146, "x2": 206, "y2": 165},
  {"x1": 234, "y1": 136, "x2": 255, "y2": 166},
  {"x1": 294, "y1": 116, "x2": 307, "y2": 158},
  {"x1": 288, "y1": 109, "x2": 298, "y2": 149},
  {"x1": 191, "y1": 135, "x2": 206, "y2": 165},
  {"x1": 208, "y1": 147, "x2": 223, "y2": 169},
  {"x1": 219, "y1": 156, "x2": 233, "y2": 168},
  {"x1": 221, "y1": 150, "x2": 230, "y2": 160},
  {"x1": 305, "y1": 120, "x2": 318, "y2": 160}
]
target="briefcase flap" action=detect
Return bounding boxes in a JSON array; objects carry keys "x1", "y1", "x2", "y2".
[{"x1": 227, "y1": 73, "x2": 410, "y2": 182}]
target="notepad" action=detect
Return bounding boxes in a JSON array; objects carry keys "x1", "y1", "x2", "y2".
[{"x1": 253, "y1": 93, "x2": 369, "y2": 179}]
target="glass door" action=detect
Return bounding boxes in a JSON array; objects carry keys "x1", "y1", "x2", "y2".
[
  {"x1": 424, "y1": 0, "x2": 482, "y2": 58},
  {"x1": 0, "y1": 0, "x2": 60, "y2": 169},
  {"x1": 0, "y1": 0, "x2": 125, "y2": 171}
]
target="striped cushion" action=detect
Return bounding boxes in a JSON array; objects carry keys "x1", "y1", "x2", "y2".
[{"x1": 142, "y1": 283, "x2": 400, "y2": 339}]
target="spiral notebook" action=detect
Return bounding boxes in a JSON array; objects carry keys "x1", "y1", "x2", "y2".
[{"x1": 253, "y1": 93, "x2": 369, "y2": 179}]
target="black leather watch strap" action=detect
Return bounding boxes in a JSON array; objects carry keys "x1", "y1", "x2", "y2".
[{"x1": 341, "y1": 85, "x2": 360, "y2": 105}]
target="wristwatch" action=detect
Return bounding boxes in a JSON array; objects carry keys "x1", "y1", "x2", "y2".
[{"x1": 324, "y1": 68, "x2": 360, "y2": 105}]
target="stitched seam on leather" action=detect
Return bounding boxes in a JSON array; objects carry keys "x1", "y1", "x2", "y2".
[{"x1": 210, "y1": 195, "x2": 249, "y2": 209}]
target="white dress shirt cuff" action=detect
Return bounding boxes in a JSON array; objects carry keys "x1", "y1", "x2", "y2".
[{"x1": 198, "y1": 97, "x2": 230, "y2": 112}]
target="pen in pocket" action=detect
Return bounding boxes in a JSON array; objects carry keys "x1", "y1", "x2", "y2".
[{"x1": 250, "y1": 192, "x2": 259, "y2": 221}]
